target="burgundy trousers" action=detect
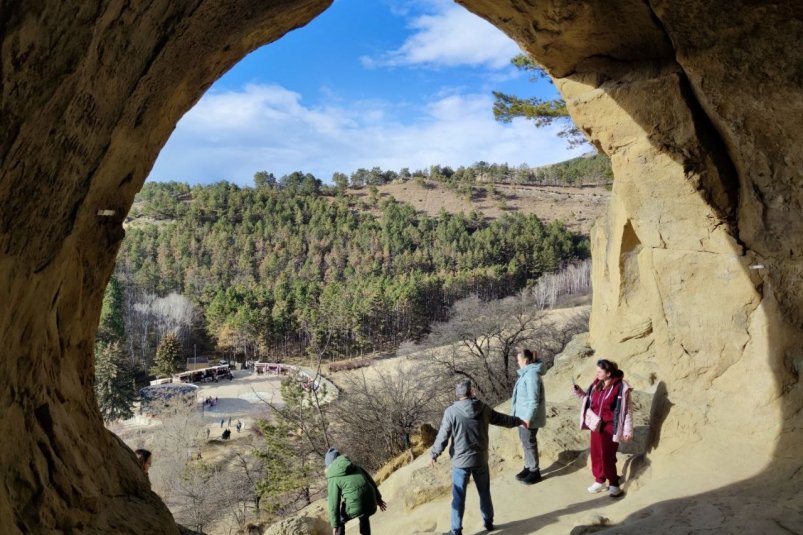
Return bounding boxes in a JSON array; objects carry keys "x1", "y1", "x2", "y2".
[{"x1": 590, "y1": 430, "x2": 620, "y2": 486}]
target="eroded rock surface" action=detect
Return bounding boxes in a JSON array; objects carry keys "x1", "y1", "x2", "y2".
[
  {"x1": 1, "y1": 0, "x2": 801, "y2": 532},
  {"x1": 1, "y1": 2, "x2": 333, "y2": 533}
]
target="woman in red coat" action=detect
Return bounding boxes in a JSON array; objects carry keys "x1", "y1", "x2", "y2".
[{"x1": 573, "y1": 359, "x2": 633, "y2": 497}]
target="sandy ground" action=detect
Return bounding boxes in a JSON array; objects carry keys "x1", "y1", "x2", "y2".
[
  {"x1": 312, "y1": 300, "x2": 802, "y2": 535},
  {"x1": 110, "y1": 370, "x2": 285, "y2": 443},
  {"x1": 195, "y1": 370, "x2": 286, "y2": 435},
  {"x1": 368, "y1": 459, "x2": 637, "y2": 534},
  {"x1": 111, "y1": 366, "x2": 339, "y2": 445},
  {"x1": 351, "y1": 429, "x2": 792, "y2": 535}
]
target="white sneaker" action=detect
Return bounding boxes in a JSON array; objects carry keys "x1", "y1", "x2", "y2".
[
  {"x1": 608, "y1": 485, "x2": 623, "y2": 497},
  {"x1": 587, "y1": 482, "x2": 607, "y2": 493}
]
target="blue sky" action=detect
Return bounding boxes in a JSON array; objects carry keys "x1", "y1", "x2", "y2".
[{"x1": 148, "y1": 0, "x2": 586, "y2": 185}]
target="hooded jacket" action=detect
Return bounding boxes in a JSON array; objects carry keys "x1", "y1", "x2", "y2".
[
  {"x1": 326, "y1": 455, "x2": 381, "y2": 528},
  {"x1": 512, "y1": 360, "x2": 546, "y2": 428},
  {"x1": 430, "y1": 398, "x2": 521, "y2": 469}
]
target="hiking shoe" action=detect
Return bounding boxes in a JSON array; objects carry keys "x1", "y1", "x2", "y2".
[
  {"x1": 521, "y1": 469, "x2": 542, "y2": 485},
  {"x1": 608, "y1": 485, "x2": 623, "y2": 497},
  {"x1": 587, "y1": 481, "x2": 607, "y2": 493},
  {"x1": 484, "y1": 521, "x2": 494, "y2": 531},
  {"x1": 514, "y1": 466, "x2": 530, "y2": 480}
]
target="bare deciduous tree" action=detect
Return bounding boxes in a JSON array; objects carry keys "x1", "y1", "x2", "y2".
[
  {"x1": 227, "y1": 451, "x2": 266, "y2": 528},
  {"x1": 168, "y1": 462, "x2": 229, "y2": 533},
  {"x1": 150, "y1": 292, "x2": 199, "y2": 345},
  {"x1": 123, "y1": 290, "x2": 199, "y2": 370},
  {"x1": 137, "y1": 398, "x2": 263, "y2": 533},
  {"x1": 145, "y1": 398, "x2": 206, "y2": 505},
  {"x1": 332, "y1": 363, "x2": 446, "y2": 471},
  {"x1": 425, "y1": 292, "x2": 545, "y2": 404},
  {"x1": 530, "y1": 260, "x2": 591, "y2": 309},
  {"x1": 423, "y1": 288, "x2": 589, "y2": 406}
]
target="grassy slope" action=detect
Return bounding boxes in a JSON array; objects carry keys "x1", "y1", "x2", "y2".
[{"x1": 346, "y1": 181, "x2": 610, "y2": 235}]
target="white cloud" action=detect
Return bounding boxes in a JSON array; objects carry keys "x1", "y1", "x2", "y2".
[
  {"x1": 148, "y1": 83, "x2": 586, "y2": 185},
  {"x1": 361, "y1": 2, "x2": 522, "y2": 70}
]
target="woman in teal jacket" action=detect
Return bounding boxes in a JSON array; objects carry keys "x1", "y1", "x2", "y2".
[
  {"x1": 325, "y1": 448, "x2": 387, "y2": 535},
  {"x1": 511, "y1": 348, "x2": 546, "y2": 484}
]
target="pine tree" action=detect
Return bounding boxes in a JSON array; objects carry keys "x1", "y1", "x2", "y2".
[
  {"x1": 256, "y1": 376, "x2": 330, "y2": 511},
  {"x1": 95, "y1": 341, "x2": 136, "y2": 422},
  {"x1": 492, "y1": 54, "x2": 585, "y2": 146},
  {"x1": 98, "y1": 274, "x2": 126, "y2": 345},
  {"x1": 117, "y1": 180, "x2": 590, "y2": 360},
  {"x1": 152, "y1": 331, "x2": 183, "y2": 377}
]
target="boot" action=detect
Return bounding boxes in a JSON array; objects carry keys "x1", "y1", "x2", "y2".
[
  {"x1": 514, "y1": 467, "x2": 530, "y2": 481},
  {"x1": 521, "y1": 469, "x2": 542, "y2": 485}
]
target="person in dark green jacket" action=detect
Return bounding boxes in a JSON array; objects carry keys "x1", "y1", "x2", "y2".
[{"x1": 325, "y1": 448, "x2": 387, "y2": 535}]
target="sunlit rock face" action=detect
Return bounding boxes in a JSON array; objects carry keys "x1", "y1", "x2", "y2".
[
  {"x1": 459, "y1": 0, "x2": 803, "y2": 522},
  {"x1": 0, "y1": 0, "x2": 800, "y2": 532}
]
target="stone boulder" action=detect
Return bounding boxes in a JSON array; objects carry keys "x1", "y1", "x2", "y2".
[
  {"x1": 261, "y1": 515, "x2": 328, "y2": 535},
  {"x1": 373, "y1": 423, "x2": 437, "y2": 485}
]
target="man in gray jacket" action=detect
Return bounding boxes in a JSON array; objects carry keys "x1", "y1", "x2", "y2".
[
  {"x1": 512, "y1": 348, "x2": 546, "y2": 484},
  {"x1": 430, "y1": 380, "x2": 525, "y2": 535}
]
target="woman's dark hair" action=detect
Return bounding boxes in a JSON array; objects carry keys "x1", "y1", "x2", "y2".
[
  {"x1": 135, "y1": 449, "x2": 151, "y2": 468},
  {"x1": 518, "y1": 348, "x2": 535, "y2": 362},
  {"x1": 597, "y1": 359, "x2": 624, "y2": 379}
]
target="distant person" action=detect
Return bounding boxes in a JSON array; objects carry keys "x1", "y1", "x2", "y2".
[
  {"x1": 512, "y1": 348, "x2": 546, "y2": 484},
  {"x1": 228, "y1": 416, "x2": 232, "y2": 427},
  {"x1": 236, "y1": 420, "x2": 242, "y2": 433},
  {"x1": 206, "y1": 428, "x2": 210, "y2": 439},
  {"x1": 430, "y1": 380, "x2": 525, "y2": 535},
  {"x1": 572, "y1": 359, "x2": 633, "y2": 497},
  {"x1": 220, "y1": 418, "x2": 224, "y2": 428},
  {"x1": 222, "y1": 429, "x2": 231, "y2": 440},
  {"x1": 325, "y1": 447, "x2": 386, "y2": 535},
  {"x1": 135, "y1": 449, "x2": 152, "y2": 475}
]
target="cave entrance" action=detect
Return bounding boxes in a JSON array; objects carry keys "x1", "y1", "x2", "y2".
[{"x1": 2, "y1": 1, "x2": 801, "y2": 534}]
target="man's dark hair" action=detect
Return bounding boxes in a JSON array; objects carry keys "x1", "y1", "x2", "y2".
[
  {"x1": 134, "y1": 449, "x2": 151, "y2": 469},
  {"x1": 455, "y1": 379, "x2": 472, "y2": 398}
]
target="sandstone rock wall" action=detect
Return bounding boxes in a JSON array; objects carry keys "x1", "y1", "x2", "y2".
[
  {"x1": 0, "y1": 2, "x2": 332, "y2": 533},
  {"x1": 1, "y1": 0, "x2": 801, "y2": 532},
  {"x1": 459, "y1": 0, "x2": 803, "y2": 468}
]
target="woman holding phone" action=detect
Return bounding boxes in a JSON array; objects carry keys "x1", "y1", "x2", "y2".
[{"x1": 572, "y1": 359, "x2": 633, "y2": 497}]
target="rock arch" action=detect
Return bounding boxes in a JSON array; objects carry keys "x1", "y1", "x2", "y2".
[{"x1": 1, "y1": 1, "x2": 800, "y2": 532}]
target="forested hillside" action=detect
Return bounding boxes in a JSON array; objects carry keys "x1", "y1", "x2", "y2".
[
  {"x1": 326, "y1": 152, "x2": 611, "y2": 191},
  {"x1": 114, "y1": 177, "x2": 588, "y2": 368}
]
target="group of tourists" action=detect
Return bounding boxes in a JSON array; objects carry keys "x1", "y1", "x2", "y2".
[{"x1": 326, "y1": 349, "x2": 633, "y2": 535}]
